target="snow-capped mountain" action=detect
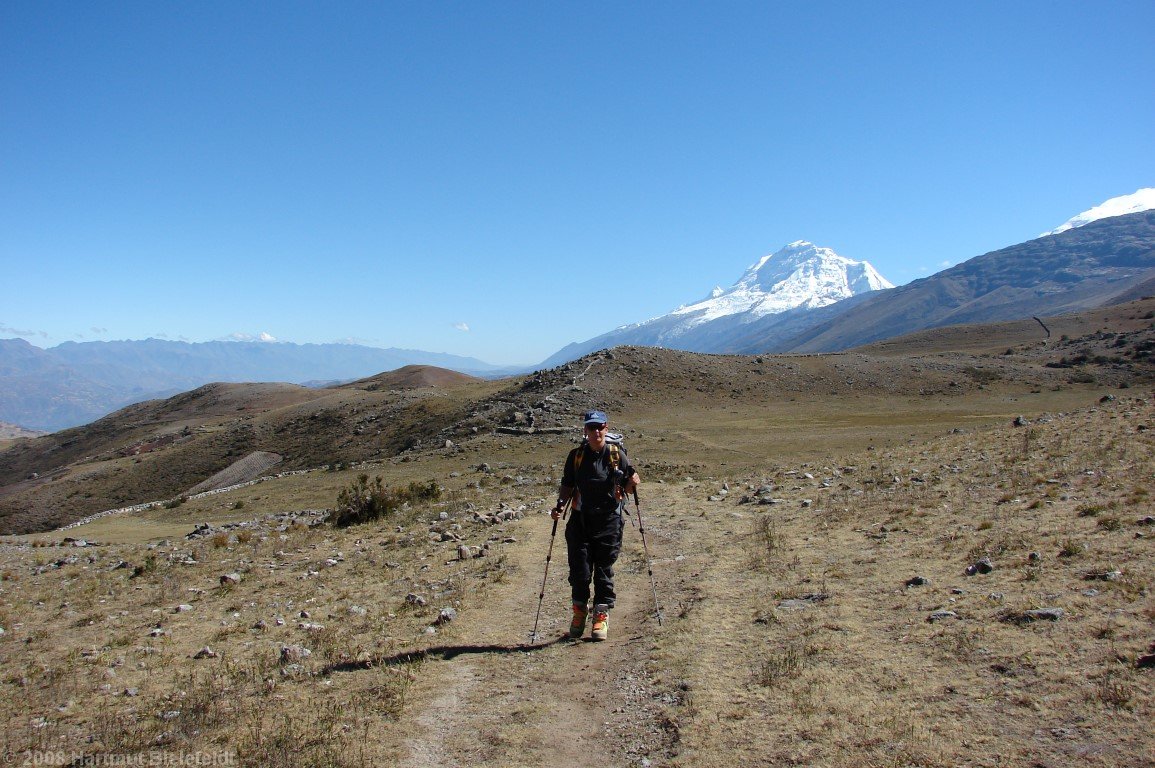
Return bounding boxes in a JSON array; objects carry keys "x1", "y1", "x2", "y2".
[
  {"x1": 668, "y1": 241, "x2": 892, "y2": 327},
  {"x1": 540, "y1": 241, "x2": 892, "y2": 365},
  {"x1": 1042, "y1": 188, "x2": 1155, "y2": 236}
]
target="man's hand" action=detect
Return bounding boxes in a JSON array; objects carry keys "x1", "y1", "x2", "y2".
[{"x1": 551, "y1": 504, "x2": 564, "y2": 520}]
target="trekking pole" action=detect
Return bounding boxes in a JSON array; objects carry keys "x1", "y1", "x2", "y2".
[
  {"x1": 530, "y1": 497, "x2": 570, "y2": 643},
  {"x1": 632, "y1": 490, "x2": 663, "y2": 626}
]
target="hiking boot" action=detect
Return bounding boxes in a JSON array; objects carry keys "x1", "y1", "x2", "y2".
[
  {"x1": 569, "y1": 603, "x2": 588, "y2": 639},
  {"x1": 591, "y1": 604, "x2": 609, "y2": 641}
]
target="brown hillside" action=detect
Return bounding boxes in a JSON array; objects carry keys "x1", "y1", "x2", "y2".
[
  {"x1": 0, "y1": 376, "x2": 504, "y2": 534},
  {"x1": 340, "y1": 364, "x2": 481, "y2": 391},
  {"x1": 856, "y1": 295, "x2": 1155, "y2": 357}
]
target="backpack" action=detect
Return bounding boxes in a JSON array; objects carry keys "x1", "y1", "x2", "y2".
[
  {"x1": 572, "y1": 432, "x2": 626, "y2": 508},
  {"x1": 573, "y1": 431, "x2": 624, "y2": 473}
]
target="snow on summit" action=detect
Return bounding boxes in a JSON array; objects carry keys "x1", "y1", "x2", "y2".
[
  {"x1": 1043, "y1": 188, "x2": 1155, "y2": 236},
  {"x1": 670, "y1": 240, "x2": 893, "y2": 328}
]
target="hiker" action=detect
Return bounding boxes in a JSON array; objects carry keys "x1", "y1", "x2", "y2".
[{"x1": 552, "y1": 409, "x2": 639, "y2": 641}]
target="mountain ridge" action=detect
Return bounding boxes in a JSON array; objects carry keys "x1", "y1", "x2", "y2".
[
  {"x1": 541, "y1": 240, "x2": 892, "y2": 366},
  {"x1": 782, "y1": 209, "x2": 1155, "y2": 353}
]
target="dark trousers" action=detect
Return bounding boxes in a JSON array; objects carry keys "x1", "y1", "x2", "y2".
[{"x1": 565, "y1": 506, "x2": 625, "y2": 609}]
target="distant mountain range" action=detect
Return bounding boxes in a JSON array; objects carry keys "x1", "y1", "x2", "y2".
[
  {"x1": 545, "y1": 189, "x2": 1155, "y2": 363},
  {"x1": 0, "y1": 339, "x2": 512, "y2": 432}
]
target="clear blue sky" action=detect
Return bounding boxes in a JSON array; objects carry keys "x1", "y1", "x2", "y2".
[{"x1": 2, "y1": 1, "x2": 1152, "y2": 366}]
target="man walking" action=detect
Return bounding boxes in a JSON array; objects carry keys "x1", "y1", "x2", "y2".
[{"x1": 552, "y1": 409, "x2": 639, "y2": 641}]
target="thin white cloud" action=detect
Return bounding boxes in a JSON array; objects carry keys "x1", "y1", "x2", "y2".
[
  {"x1": 0, "y1": 323, "x2": 47, "y2": 338},
  {"x1": 453, "y1": 322, "x2": 470, "y2": 332},
  {"x1": 225, "y1": 331, "x2": 278, "y2": 342}
]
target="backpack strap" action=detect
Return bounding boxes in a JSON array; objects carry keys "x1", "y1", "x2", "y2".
[{"x1": 574, "y1": 440, "x2": 619, "y2": 474}]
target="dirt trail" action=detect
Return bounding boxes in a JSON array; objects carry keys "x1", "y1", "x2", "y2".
[{"x1": 395, "y1": 491, "x2": 685, "y2": 768}]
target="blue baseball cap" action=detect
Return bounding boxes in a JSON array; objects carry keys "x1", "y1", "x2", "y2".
[{"x1": 582, "y1": 409, "x2": 608, "y2": 425}]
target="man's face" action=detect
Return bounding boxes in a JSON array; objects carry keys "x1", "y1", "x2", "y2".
[{"x1": 585, "y1": 422, "x2": 607, "y2": 450}]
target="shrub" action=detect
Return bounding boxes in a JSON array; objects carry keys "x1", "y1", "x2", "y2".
[
  {"x1": 332, "y1": 474, "x2": 441, "y2": 528},
  {"x1": 1097, "y1": 516, "x2": 1123, "y2": 532},
  {"x1": 1059, "y1": 538, "x2": 1086, "y2": 557}
]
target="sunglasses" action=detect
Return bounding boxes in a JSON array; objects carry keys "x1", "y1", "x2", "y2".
[{"x1": 585, "y1": 423, "x2": 607, "y2": 431}]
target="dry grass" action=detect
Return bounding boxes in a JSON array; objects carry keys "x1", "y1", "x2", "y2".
[
  {"x1": 654, "y1": 396, "x2": 1155, "y2": 767},
  {"x1": 0, "y1": 468, "x2": 540, "y2": 766}
]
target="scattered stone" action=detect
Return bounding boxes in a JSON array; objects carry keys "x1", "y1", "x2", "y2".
[
  {"x1": 966, "y1": 557, "x2": 994, "y2": 576},
  {"x1": 1083, "y1": 569, "x2": 1123, "y2": 582},
  {"x1": 905, "y1": 576, "x2": 930, "y2": 588},
  {"x1": 927, "y1": 611, "x2": 958, "y2": 623},
  {"x1": 1137, "y1": 654, "x2": 1155, "y2": 669},
  {"x1": 123, "y1": 688, "x2": 139, "y2": 697},
  {"x1": 347, "y1": 605, "x2": 367, "y2": 618},
  {"x1": 279, "y1": 644, "x2": 311, "y2": 664},
  {"x1": 434, "y1": 607, "x2": 458, "y2": 625},
  {"x1": 1013, "y1": 416, "x2": 1027, "y2": 427},
  {"x1": 219, "y1": 573, "x2": 241, "y2": 587},
  {"x1": 174, "y1": 604, "x2": 194, "y2": 613},
  {"x1": 457, "y1": 545, "x2": 471, "y2": 561},
  {"x1": 252, "y1": 619, "x2": 269, "y2": 632},
  {"x1": 777, "y1": 593, "x2": 830, "y2": 610},
  {"x1": 1003, "y1": 607, "x2": 1065, "y2": 625},
  {"x1": 298, "y1": 622, "x2": 326, "y2": 632},
  {"x1": 1138, "y1": 516, "x2": 1155, "y2": 526},
  {"x1": 1028, "y1": 552, "x2": 1042, "y2": 562},
  {"x1": 192, "y1": 646, "x2": 217, "y2": 659},
  {"x1": 405, "y1": 593, "x2": 427, "y2": 607},
  {"x1": 149, "y1": 627, "x2": 167, "y2": 638}
]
